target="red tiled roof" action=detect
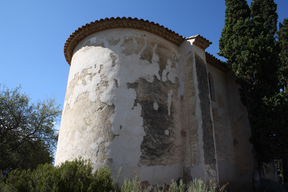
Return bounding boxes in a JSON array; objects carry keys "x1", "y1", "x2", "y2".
[
  {"x1": 64, "y1": 17, "x2": 185, "y2": 65},
  {"x1": 206, "y1": 52, "x2": 229, "y2": 73}
]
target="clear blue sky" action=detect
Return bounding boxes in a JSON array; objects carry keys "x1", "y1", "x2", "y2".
[{"x1": 0, "y1": 0, "x2": 287, "y2": 127}]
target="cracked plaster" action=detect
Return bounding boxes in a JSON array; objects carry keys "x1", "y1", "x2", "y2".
[
  {"x1": 56, "y1": 26, "x2": 256, "y2": 190},
  {"x1": 56, "y1": 29, "x2": 183, "y2": 184}
]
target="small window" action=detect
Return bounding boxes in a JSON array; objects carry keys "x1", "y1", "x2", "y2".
[{"x1": 208, "y1": 73, "x2": 216, "y2": 101}]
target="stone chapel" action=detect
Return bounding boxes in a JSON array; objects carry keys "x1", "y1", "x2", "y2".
[{"x1": 55, "y1": 17, "x2": 277, "y2": 191}]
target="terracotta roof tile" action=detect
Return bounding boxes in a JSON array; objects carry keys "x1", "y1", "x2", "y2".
[
  {"x1": 186, "y1": 35, "x2": 212, "y2": 50},
  {"x1": 64, "y1": 17, "x2": 185, "y2": 65},
  {"x1": 205, "y1": 52, "x2": 229, "y2": 73}
]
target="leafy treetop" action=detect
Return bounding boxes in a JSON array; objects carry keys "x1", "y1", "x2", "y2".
[{"x1": 0, "y1": 85, "x2": 61, "y2": 175}]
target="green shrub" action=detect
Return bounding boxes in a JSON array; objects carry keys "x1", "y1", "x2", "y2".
[
  {"x1": 121, "y1": 176, "x2": 140, "y2": 192},
  {"x1": 256, "y1": 178, "x2": 286, "y2": 192},
  {"x1": 152, "y1": 178, "x2": 225, "y2": 192},
  {"x1": 0, "y1": 157, "x2": 113, "y2": 192},
  {"x1": 114, "y1": 166, "x2": 122, "y2": 192},
  {"x1": 1, "y1": 168, "x2": 33, "y2": 192},
  {"x1": 88, "y1": 165, "x2": 114, "y2": 192},
  {"x1": 169, "y1": 179, "x2": 186, "y2": 192},
  {"x1": 1, "y1": 161, "x2": 228, "y2": 192},
  {"x1": 187, "y1": 178, "x2": 218, "y2": 192}
]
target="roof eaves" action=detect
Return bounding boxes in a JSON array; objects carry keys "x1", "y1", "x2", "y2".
[
  {"x1": 205, "y1": 52, "x2": 229, "y2": 73},
  {"x1": 64, "y1": 17, "x2": 186, "y2": 65},
  {"x1": 186, "y1": 34, "x2": 212, "y2": 50}
]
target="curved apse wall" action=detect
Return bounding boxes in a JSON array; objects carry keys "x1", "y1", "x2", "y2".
[{"x1": 55, "y1": 28, "x2": 184, "y2": 184}]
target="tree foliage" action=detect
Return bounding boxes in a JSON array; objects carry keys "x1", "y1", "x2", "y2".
[
  {"x1": 219, "y1": 1, "x2": 288, "y2": 188},
  {"x1": 247, "y1": 0, "x2": 282, "y2": 164},
  {"x1": 218, "y1": 0, "x2": 251, "y2": 75},
  {"x1": 277, "y1": 18, "x2": 288, "y2": 183},
  {"x1": 0, "y1": 85, "x2": 61, "y2": 175},
  {"x1": 278, "y1": 18, "x2": 288, "y2": 90},
  {"x1": 0, "y1": 157, "x2": 114, "y2": 192},
  {"x1": 219, "y1": 0, "x2": 288, "y2": 163}
]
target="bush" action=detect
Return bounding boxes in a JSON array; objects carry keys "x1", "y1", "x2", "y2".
[
  {"x1": 151, "y1": 178, "x2": 225, "y2": 192},
  {"x1": 0, "y1": 159, "x2": 227, "y2": 192},
  {"x1": 0, "y1": 157, "x2": 113, "y2": 192},
  {"x1": 169, "y1": 179, "x2": 186, "y2": 192},
  {"x1": 187, "y1": 178, "x2": 220, "y2": 192},
  {"x1": 256, "y1": 178, "x2": 286, "y2": 192},
  {"x1": 121, "y1": 176, "x2": 140, "y2": 192}
]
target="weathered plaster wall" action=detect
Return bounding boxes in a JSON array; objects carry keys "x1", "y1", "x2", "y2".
[
  {"x1": 206, "y1": 64, "x2": 235, "y2": 179},
  {"x1": 55, "y1": 29, "x2": 184, "y2": 185},
  {"x1": 178, "y1": 40, "x2": 204, "y2": 183},
  {"x1": 226, "y1": 71, "x2": 254, "y2": 191},
  {"x1": 177, "y1": 40, "x2": 218, "y2": 184},
  {"x1": 207, "y1": 63, "x2": 254, "y2": 191},
  {"x1": 195, "y1": 53, "x2": 218, "y2": 183}
]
